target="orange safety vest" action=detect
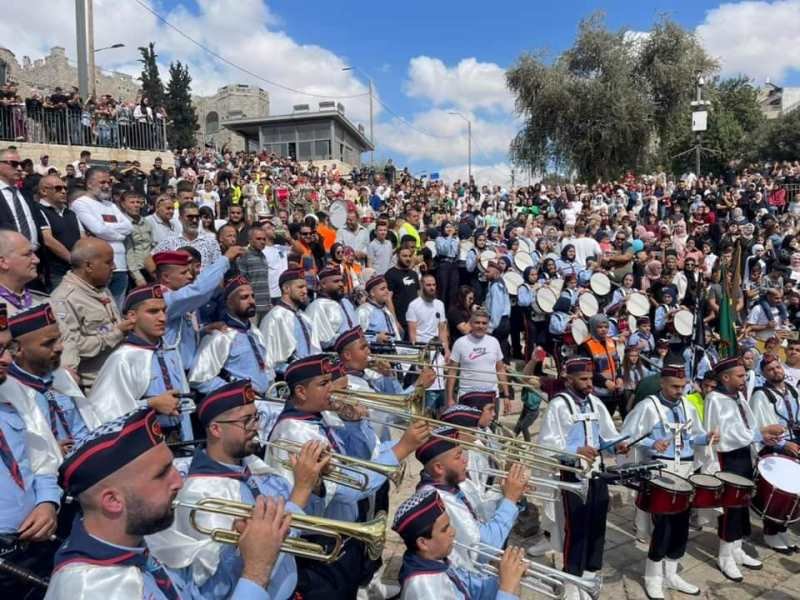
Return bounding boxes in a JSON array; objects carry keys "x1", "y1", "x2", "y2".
[{"x1": 584, "y1": 337, "x2": 618, "y2": 383}]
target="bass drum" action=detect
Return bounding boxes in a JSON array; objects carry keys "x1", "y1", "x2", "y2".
[
  {"x1": 534, "y1": 287, "x2": 557, "y2": 314},
  {"x1": 578, "y1": 293, "x2": 598, "y2": 318},
  {"x1": 752, "y1": 454, "x2": 800, "y2": 524},
  {"x1": 626, "y1": 292, "x2": 650, "y2": 317},
  {"x1": 570, "y1": 319, "x2": 590, "y2": 346},
  {"x1": 589, "y1": 272, "x2": 612, "y2": 296},
  {"x1": 478, "y1": 250, "x2": 497, "y2": 273},
  {"x1": 503, "y1": 271, "x2": 524, "y2": 296},
  {"x1": 514, "y1": 251, "x2": 534, "y2": 273},
  {"x1": 672, "y1": 309, "x2": 695, "y2": 337}
]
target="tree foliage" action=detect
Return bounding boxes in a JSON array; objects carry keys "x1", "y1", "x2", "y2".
[
  {"x1": 137, "y1": 42, "x2": 165, "y2": 110},
  {"x1": 507, "y1": 13, "x2": 731, "y2": 179},
  {"x1": 165, "y1": 61, "x2": 199, "y2": 150},
  {"x1": 758, "y1": 108, "x2": 800, "y2": 162}
]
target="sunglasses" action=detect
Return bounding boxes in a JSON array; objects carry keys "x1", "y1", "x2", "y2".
[
  {"x1": 0, "y1": 160, "x2": 20, "y2": 168},
  {"x1": 184, "y1": 214, "x2": 200, "y2": 221}
]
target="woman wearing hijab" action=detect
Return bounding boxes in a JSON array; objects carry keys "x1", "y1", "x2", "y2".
[{"x1": 556, "y1": 244, "x2": 579, "y2": 278}]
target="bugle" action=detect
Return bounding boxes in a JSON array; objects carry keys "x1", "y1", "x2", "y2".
[
  {"x1": 173, "y1": 498, "x2": 386, "y2": 562},
  {"x1": 330, "y1": 389, "x2": 591, "y2": 475},
  {"x1": 452, "y1": 541, "x2": 602, "y2": 600},
  {"x1": 264, "y1": 439, "x2": 406, "y2": 488},
  {"x1": 476, "y1": 466, "x2": 589, "y2": 503}
]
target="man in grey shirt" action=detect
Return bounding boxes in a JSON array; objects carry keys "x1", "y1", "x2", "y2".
[{"x1": 367, "y1": 221, "x2": 393, "y2": 275}]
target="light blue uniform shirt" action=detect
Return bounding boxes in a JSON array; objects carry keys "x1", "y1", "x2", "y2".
[
  {"x1": 486, "y1": 279, "x2": 510, "y2": 331},
  {"x1": 142, "y1": 342, "x2": 193, "y2": 440},
  {"x1": 435, "y1": 236, "x2": 459, "y2": 259},
  {"x1": 640, "y1": 395, "x2": 710, "y2": 458},
  {"x1": 0, "y1": 404, "x2": 61, "y2": 533},
  {"x1": 164, "y1": 255, "x2": 231, "y2": 371}
]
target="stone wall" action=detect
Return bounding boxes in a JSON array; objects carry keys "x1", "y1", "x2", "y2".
[
  {"x1": 194, "y1": 84, "x2": 270, "y2": 152},
  {"x1": 0, "y1": 46, "x2": 140, "y2": 100},
  {"x1": 11, "y1": 141, "x2": 174, "y2": 172}
]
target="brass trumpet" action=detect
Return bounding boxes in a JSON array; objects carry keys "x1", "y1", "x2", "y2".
[
  {"x1": 330, "y1": 389, "x2": 591, "y2": 475},
  {"x1": 476, "y1": 466, "x2": 589, "y2": 503},
  {"x1": 173, "y1": 498, "x2": 387, "y2": 562},
  {"x1": 263, "y1": 439, "x2": 406, "y2": 488},
  {"x1": 452, "y1": 541, "x2": 602, "y2": 599}
]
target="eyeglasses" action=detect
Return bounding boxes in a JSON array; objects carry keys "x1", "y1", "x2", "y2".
[
  {"x1": 215, "y1": 412, "x2": 264, "y2": 430},
  {"x1": 184, "y1": 214, "x2": 200, "y2": 221},
  {"x1": 0, "y1": 160, "x2": 20, "y2": 168},
  {"x1": 50, "y1": 185, "x2": 67, "y2": 192}
]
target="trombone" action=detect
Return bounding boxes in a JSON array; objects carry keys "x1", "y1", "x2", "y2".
[
  {"x1": 475, "y1": 466, "x2": 589, "y2": 503},
  {"x1": 263, "y1": 439, "x2": 406, "y2": 488},
  {"x1": 330, "y1": 389, "x2": 591, "y2": 475},
  {"x1": 452, "y1": 541, "x2": 602, "y2": 600},
  {"x1": 173, "y1": 498, "x2": 386, "y2": 562}
]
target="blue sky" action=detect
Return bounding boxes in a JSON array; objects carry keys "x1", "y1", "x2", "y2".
[{"x1": 5, "y1": 0, "x2": 800, "y2": 182}]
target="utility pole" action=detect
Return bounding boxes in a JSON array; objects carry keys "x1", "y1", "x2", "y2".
[
  {"x1": 690, "y1": 74, "x2": 710, "y2": 178},
  {"x1": 448, "y1": 111, "x2": 472, "y2": 181},
  {"x1": 368, "y1": 78, "x2": 374, "y2": 167},
  {"x1": 75, "y1": 0, "x2": 95, "y2": 101}
]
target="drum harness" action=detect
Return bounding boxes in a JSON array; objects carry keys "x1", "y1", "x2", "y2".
[
  {"x1": 755, "y1": 382, "x2": 800, "y2": 443},
  {"x1": 647, "y1": 394, "x2": 693, "y2": 474}
]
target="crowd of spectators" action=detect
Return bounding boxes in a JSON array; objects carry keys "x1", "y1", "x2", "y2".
[{"x1": 0, "y1": 81, "x2": 167, "y2": 149}]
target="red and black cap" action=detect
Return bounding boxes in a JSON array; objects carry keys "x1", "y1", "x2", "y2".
[
  {"x1": 439, "y1": 404, "x2": 481, "y2": 428},
  {"x1": 124, "y1": 285, "x2": 164, "y2": 312},
  {"x1": 365, "y1": 275, "x2": 386, "y2": 293},
  {"x1": 392, "y1": 488, "x2": 446, "y2": 544},
  {"x1": 415, "y1": 426, "x2": 458, "y2": 464},
  {"x1": 564, "y1": 357, "x2": 594, "y2": 375},
  {"x1": 9, "y1": 304, "x2": 57, "y2": 338},
  {"x1": 279, "y1": 268, "x2": 305, "y2": 287},
  {"x1": 333, "y1": 326, "x2": 365, "y2": 354},
  {"x1": 713, "y1": 356, "x2": 743, "y2": 377},
  {"x1": 153, "y1": 251, "x2": 191, "y2": 267},
  {"x1": 285, "y1": 354, "x2": 338, "y2": 388},
  {"x1": 224, "y1": 275, "x2": 251, "y2": 299},
  {"x1": 458, "y1": 391, "x2": 495, "y2": 410},
  {"x1": 196, "y1": 380, "x2": 257, "y2": 427}
]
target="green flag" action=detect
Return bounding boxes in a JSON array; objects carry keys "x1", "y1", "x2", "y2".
[{"x1": 718, "y1": 276, "x2": 738, "y2": 359}]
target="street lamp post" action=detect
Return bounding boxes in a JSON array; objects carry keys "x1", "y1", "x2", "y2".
[
  {"x1": 342, "y1": 66, "x2": 374, "y2": 166},
  {"x1": 449, "y1": 111, "x2": 471, "y2": 181}
]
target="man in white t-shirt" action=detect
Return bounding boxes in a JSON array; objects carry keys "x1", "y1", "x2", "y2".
[
  {"x1": 261, "y1": 219, "x2": 289, "y2": 303},
  {"x1": 784, "y1": 339, "x2": 800, "y2": 388},
  {"x1": 560, "y1": 223, "x2": 601, "y2": 269},
  {"x1": 446, "y1": 308, "x2": 511, "y2": 413},
  {"x1": 406, "y1": 273, "x2": 450, "y2": 413}
]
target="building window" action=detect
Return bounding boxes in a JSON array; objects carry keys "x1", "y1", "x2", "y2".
[
  {"x1": 206, "y1": 111, "x2": 219, "y2": 134},
  {"x1": 298, "y1": 141, "x2": 312, "y2": 160},
  {"x1": 314, "y1": 140, "x2": 331, "y2": 159}
]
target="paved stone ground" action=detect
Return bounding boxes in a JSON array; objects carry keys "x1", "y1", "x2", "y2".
[{"x1": 378, "y1": 410, "x2": 800, "y2": 599}]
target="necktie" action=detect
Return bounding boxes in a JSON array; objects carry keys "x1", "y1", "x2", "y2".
[
  {"x1": 45, "y1": 391, "x2": 72, "y2": 439},
  {"x1": 245, "y1": 332, "x2": 266, "y2": 369},
  {"x1": 7, "y1": 187, "x2": 31, "y2": 241},
  {"x1": 455, "y1": 490, "x2": 479, "y2": 521},
  {"x1": 0, "y1": 425, "x2": 24, "y2": 490},
  {"x1": 143, "y1": 552, "x2": 180, "y2": 600},
  {"x1": 155, "y1": 350, "x2": 175, "y2": 390}
]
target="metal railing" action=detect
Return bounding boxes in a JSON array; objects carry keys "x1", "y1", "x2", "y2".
[{"x1": 0, "y1": 104, "x2": 168, "y2": 151}]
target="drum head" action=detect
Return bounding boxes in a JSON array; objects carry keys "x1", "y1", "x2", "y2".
[
  {"x1": 535, "y1": 287, "x2": 557, "y2": 314},
  {"x1": 590, "y1": 272, "x2": 611, "y2": 296},
  {"x1": 571, "y1": 320, "x2": 590, "y2": 345},
  {"x1": 548, "y1": 278, "x2": 564, "y2": 295},
  {"x1": 329, "y1": 200, "x2": 348, "y2": 229},
  {"x1": 578, "y1": 293, "x2": 598, "y2": 318},
  {"x1": 626, "y1": 292, "x2": 650, "y2": 317},
  {"x1": 516, "y1": 238, "x2": 531, "y2": 254},
  {"x1": 651, "y1": 472, "x2": 694, "y2": 492},
  {"x1": 757, "y1": 455, "x2": 800, "y2": 494},
  {"x1": 715, "y1": 471, "x2": 756, "y2": 488},
  {"x1": 503, "y1": 271, "x2": 524, "y2": 296},
  {"x1": 689, "y1": 474, "x2": 723, "y2": 489},
  {"x1": 458, "y1": 239, "x2": 474, "y2": 261},
  {"x1": 425, "y1": 240, "x2": 437, "y2": 258},
  {"x1": 514, "y1": 251, "x2": 534, "y2": 273},
  {"x1": 673, "y1": 309, "x2": 694, "y2": 337},
  {"x1": 478, "y1": 250, "x2": 496, "y2": 272},
  {"x1": 628, "y1": 315, "x2": 638, "y2": 335}
]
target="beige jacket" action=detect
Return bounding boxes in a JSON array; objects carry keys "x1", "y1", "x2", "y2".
[{"x1": 50, "y1": 271, "x2": 124, "y2": 390}]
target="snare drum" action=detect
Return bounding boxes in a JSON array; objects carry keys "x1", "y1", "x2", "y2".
[
  {"x1": 626, "y1": 292, "x2": 650, "y2": 317},
  {"x1": 513, "y1": 251, "x2": 534, "y2": 273},
  {"x1": 671, "y1": 309, "x2": 694, "y2": 337},
  {"x1": 329, "y1": 200, "x2": 348, "y2": 229},
  {"x1": 689, "y1": 474, "x2": 724, "y2": 509},
  {"x1": 503, "y1": 271, "x2": 524, "y2": 296},
  {"x1": 752, "y1": 454, "x2": 800, "y2": 524},
  {"x1": 570, "y1": 319, "x2": 590, "y2": 345},
  {"x1": 636, "y1": 472, "x2": 695, "y2": 515},
  {"x1": 534, "y1": 287, "x2": 557, "y2": 314},
  {"x1": 715, "y1": 472, "x2": 755, "y2": 508},
  {"x1": 578, "y1": 293, "x2": 598, "y2": 318},
  {"x1": 589, "y1": 272, "x2": 612, "y2": 296}
]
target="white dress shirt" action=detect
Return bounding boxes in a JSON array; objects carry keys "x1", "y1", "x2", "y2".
[{"x1": 0, "y1": 182, "x2": 40, "y2": 250}]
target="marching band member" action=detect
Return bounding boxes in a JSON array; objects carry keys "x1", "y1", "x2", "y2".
[
  {"x1": 2, "y1": 304, "x2": 89, "y2": 456},
  {"x1": 0, "y1": 303, "x2": 62, "y2": 596},
  {"x1": 258, "y1": 268, "x2": 320, "y2": 374},
  {"x1": 268, "y1": 354, "x2": 429, "y2": 600},
  {"x1": 415, "y1": 425, "x2": 525, "y2": 571},
  {"x1": 357, "y1": 275, "x2": 402, "y2": 345},
  {"x1": 147, "y1": 381, "x2": 328, "y2": 599},
  {"x1": 88, "y1": 285, "x2": 189, "y2": 438},
  {"x1": 484, "y1": 261, "x2": 511, "y2": 362},
  {"x1": 46, "y1": 408, "x2": 290, "y2": 599},
  {"x1": 653, "y1": 286, "x2": 678, "y2": 338},
  {"x1": 750, "y1": 353, "x2": 800, "y2": 553},
  {"x1": 392, "y1": 488, "x2": 526, "y2": 600},
  {"x1": 189, "y1": 276, "x2": 270, "y2": 396},
  {"x1": 154, "y1": 248, "x2": 243, "y2": 373},
  {"x1": 439, "y1": 404, "x2": 502, "y2": 521},
  {"x1": 621, "y1": 362, "x2": 718, "y2": 599},
  {"x1": 628, "y1": 316, "x2": 656, "y2": 358},
  {"x1": 538, "y1": 357, "x2": 628, "y2": 600},
  {"x1": 304, "y1": 265, "x2": 357, "y2": 350},
  {"x1": 447, "y1": 309, "x2": 511, "y2": 410},
  {"x1": 704, "y1": 356, "x2": 784, "y2": 581}
]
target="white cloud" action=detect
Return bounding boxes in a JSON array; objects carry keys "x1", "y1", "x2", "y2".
[
  {"x1": 696, "y1": 0, "x2": 800, "y2": 82},
  {"x1": 0, "y1": 0, "x2": 375, "y2": 122},
  {"x1": 405, "y1": 56, "x2": 514, "y2": 112},
  {"x1": 437, "y1": 162, "x2": 514, "y2": 186},
  {"x1": 375, "y1": 109, "x2": 515, "y2": 166}
]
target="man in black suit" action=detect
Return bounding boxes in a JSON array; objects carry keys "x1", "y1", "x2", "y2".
[{"x1": 0, "y1": 148, "x2": 48, "y2": 253}]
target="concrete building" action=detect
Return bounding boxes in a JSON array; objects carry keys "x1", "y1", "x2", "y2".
[
  {"x1": 0, "y1": 46, "x2": 140, "y2": 100},
  {"x1": 194, "y1": 84, "x2": 269, "y2": 152},
  {"x1": 223, "y1": 101, "x2": 374, "y2": 168},
  {"x1": 758, "y1": 82, "x2": 800, "y2": 120}
]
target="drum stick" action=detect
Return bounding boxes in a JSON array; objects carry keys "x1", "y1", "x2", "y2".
[
  {"x1": 626, "y1": 430, "x2": 654, "y2": 448},
  {"x1": 598, "y1": 435, "x2": 630, "y2": 453}
]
